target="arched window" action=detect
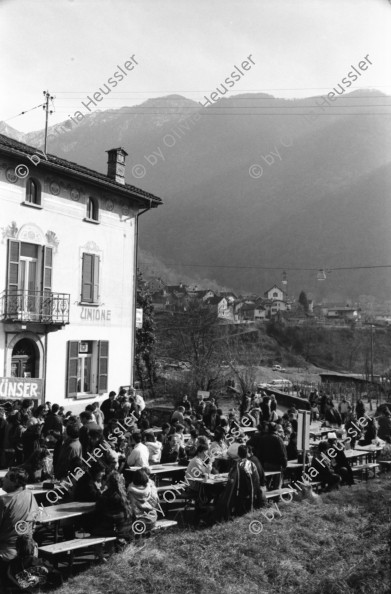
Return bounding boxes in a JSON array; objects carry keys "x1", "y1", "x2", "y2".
[
  {"x1": 26, "y1": 179, "x2": 41, "y2": 205},
  {"x1": 87, "y1": 197, "x2": 99, "y2": 221}
]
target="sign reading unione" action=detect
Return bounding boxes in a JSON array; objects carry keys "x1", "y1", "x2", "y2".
[
  {"x1": 0, "y1": 378, "x2": 43, "y2": 399},
  {"x1": 80, "y1": 307, "x2": 112, "y2": 322}
]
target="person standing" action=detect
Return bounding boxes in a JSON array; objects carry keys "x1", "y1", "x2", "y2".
[
  {"x1": 100, "y1": 391, "x2": 118, "y2": 425},
  {"x1": 377, "y1": 408, "x2": 391, "y2": 443},
  {"x1": 270, "y1": 395, "x2": 277, "y2": 413},
  {"x1": 181, "y1": 395, "x2": 192, "y2": 414},
  {"x1": 260, "y1": 396, "x2": 271, "y2": 422},
  {"x1": 42, "y1": 403, "x2": 63, "y2": 446},
  {"x1": 92, "y1": 402, "x2": 105, "y2": 429},
  {"x1": 356, "y1": 399, "x2": 366, "y2": 419}
]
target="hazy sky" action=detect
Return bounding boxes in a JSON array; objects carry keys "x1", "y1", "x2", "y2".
[{"x1": 1, "y1": 0, "x2": 390, "y2": 132}]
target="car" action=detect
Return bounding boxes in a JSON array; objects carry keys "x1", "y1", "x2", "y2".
[{"x1": 272, "y1": 364, "x2": 286, "y2": 372}]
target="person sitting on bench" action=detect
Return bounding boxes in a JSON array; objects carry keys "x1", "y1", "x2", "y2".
[
  {"x1": 127, "y1": 469, "x2": 160, "y2": 531},
  {"x1": 327, "y1": 432, "x2": 354, "y2": 486},
  {"x1": 92, "y1": 471, "x2": 133, "y2": 540},
  {"x1": 312, "y1": 441, "x2": 341, "y2": 491},
  {"x1": 0, "y1": 467, "x2": 39, "y2": 587}
]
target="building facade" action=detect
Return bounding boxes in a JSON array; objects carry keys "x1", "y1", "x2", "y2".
[{"x1": 0, "y1": 134, "x2": 162, "y2": 410}]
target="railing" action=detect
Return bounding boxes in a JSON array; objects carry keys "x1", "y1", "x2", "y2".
[{"x1": 0, "y1": 290, "x2": 70, "y2": 325}]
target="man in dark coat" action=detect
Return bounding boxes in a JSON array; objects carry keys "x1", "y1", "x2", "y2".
[
  {"x1": 42, "y1": 403, "x2": 63, "y2": 445},
  {"x1": 100, "y1": 391, "x2": 118, "y2": 425},
  {"x1": 79, "y1": 411, "x2": 103, "y2": 457},
  {"x1": 248, "y1": 422, "x2": 287, "y2": 488}
]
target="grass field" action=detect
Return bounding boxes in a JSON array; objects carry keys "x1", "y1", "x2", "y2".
[{"x1": 54, "y1": 476, "x2": 390, "y2": 594}]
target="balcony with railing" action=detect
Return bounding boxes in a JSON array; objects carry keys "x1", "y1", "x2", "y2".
[{"x1": 0, "y1": 290, "x2": 70, "y2": 325}]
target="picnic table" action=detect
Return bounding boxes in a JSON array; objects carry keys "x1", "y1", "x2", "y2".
[
  {"x1": 344, "y1": 450, "x2": 368, "y2": 464},
  {"x1": 0, "y1": 480, "x2": 50, "y2": 498},
  {"x1": 355, "y1": 444, "x2": 383, "y2": 453},
  {"x1": 34, "y1": 501, "x2": 95, "y2": 542},
  {"x1": 35, "y1": 502, "x2": 95, "y2": 524},
  {"x1": 125, "y1": 462, "x2": 186, "y2": 486},
  {"x1": 190, "y1": 469, "x2": 281, "y2": 487},
  {"x1": 25, "y1": 482, "x2": 51, "y2": 497},
  {"x1": 287, "y1": 461, "x2": 303, "y2": 469}
]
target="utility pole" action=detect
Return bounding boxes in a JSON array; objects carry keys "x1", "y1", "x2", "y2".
[
  {"x1": 43, "y1": 90, "x2": 54, "y2": 154},
  {"x1": 370, "y1": 324, "x2": 374, "y2": 383}
]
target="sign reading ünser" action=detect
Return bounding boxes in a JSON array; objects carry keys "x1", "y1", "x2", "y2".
[{"x1": 0, "y1": 378, "x2": 43, "y2": 399}]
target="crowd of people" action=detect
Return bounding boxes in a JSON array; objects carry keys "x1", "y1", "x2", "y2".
[{"x1": 0, "y1": 387, "x2": 390, "y2": 590}]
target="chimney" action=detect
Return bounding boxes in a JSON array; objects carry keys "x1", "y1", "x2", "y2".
[{"x1": 106, "y1": 147, "x2": 128, "y2": 185}]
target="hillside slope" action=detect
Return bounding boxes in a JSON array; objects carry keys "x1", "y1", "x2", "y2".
[{"x1": 3, "y1": 91, "x2": 390, "y2": 299}]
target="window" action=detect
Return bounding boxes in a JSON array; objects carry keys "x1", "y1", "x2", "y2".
[
  {"x1": 86, "y1": 197, "x2": 99, "y2": 222},
  {"x1": 81, "y1": 253, "x2": 100, "y2": 303},
  {"x1": 26, "y1": 179, "x2": 41, "y2": 206},
  {"x1": 66, "y1": 340, "x2": 109, "y2": 397},
  {"x1": 6, "y1": 239, "x2": 53, "y2": 319}
]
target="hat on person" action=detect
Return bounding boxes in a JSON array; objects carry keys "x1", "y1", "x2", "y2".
[{"x1": 327, "y1": 432, "x2": 337, "y2": 440}]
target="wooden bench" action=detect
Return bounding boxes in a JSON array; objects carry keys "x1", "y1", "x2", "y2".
[
  {"x1": 379, "y1": 460, "x2": 391, "y2": 472},
  {"x1": 265, "y1": 487, "x2": 295, "y2": 502},
  {"x1": 351, "y1": 463, "x2": 379, "y2": 481},
  {"x1": 39, "y1": 536, "x2": 117, "y2": 573},
  {"x1": 152, "y1": 519, "x2": 178, "y2": 531}
]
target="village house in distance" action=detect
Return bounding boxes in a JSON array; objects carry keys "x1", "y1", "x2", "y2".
[
  {"x1": 148, "y1": 280, "x2": 387, "y2": 328},
  {"x1": 0, "y1": 134, "x2": 162, "y2": 409}
]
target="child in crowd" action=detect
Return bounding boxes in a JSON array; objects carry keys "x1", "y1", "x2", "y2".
[{"x1": 7, "y1": 534, "x2": 63, "y2": 591}]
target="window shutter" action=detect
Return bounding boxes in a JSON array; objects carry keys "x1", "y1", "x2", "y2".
[
  {"x1": 67, "y1": 341, "x2": 79, "y2": 398},
  {"x1": 81, "y1": 253, "x2": 93, "y2": 302},
  {"x1": 7, "y1": 240, "x2": 21, "y2": 294},
  {"x1": 6, "y1": 240, "x2": 20, "y2": 316},
  {"x1": 42, "y1": 246, "x2": 53, "y2": 318},
  {"x1": 93, "y1": 255, "x2": 100, "y2": 303},
  {"x1": 98, "y1": 340, "x2": 109, "y2": 394},
  {"x1": 42, "y1": 246, "x2": 53, "y2": 292}
]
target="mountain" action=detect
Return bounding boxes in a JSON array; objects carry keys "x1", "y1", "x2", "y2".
[{"x1": 3, "y1": 91, "x2": 391, "y2": 299}]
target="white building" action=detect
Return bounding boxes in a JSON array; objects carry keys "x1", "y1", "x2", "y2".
[
  {"x1": 264, "y1": 284, "x2": 285, "y2": 301},
  {"x1": 0, "y1": 134, "x2": 162, "y2": 410}
]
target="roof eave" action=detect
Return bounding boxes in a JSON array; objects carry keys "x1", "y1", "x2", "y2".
[{"x1": 0, "y1": 142, "x2": 162, "y2": 208}]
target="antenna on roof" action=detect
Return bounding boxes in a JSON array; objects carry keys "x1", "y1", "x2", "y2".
[{"x1": 43, "y1": 90, "x2": 54, "y2": 154}]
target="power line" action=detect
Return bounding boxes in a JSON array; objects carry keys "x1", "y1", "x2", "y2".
[
  {"x1": 46, "y1": 111, "x2": 391, "y2": 116},
  {"x1": 52, "y1": 86, "x2": 391, "y2": 92},
  {"x1": 49, "y1": 104, "x2": 391, "y2": 109},
  {"x1": 173, "y1": 264, "x2": 391, "y2": 272},
  {"x1": 4, "y1": 102, "x2": 45, "y2": 122}
]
